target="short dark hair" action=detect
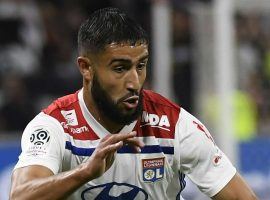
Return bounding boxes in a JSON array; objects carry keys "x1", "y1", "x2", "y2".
[{"x1": 78, "y1": 7, "x2": 149, "y2": 55}]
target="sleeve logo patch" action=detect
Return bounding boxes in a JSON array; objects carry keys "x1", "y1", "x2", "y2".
[
  {"x1": 26, "y1": 128, "x2": 50, "y2": 156},
  {"x1": 30, "y1": 129, "x2": 50, "y2": 145},
  {"x1": 213, "y1": 151, "x2": 223, "y2": 166},
  {"x1": 142, "y1": 157, "x2": 165, "y2": 182}
]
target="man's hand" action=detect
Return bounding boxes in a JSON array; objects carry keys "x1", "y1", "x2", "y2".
[{"x1": 85, "y1": 131, "x2": 144, "y2": 179}]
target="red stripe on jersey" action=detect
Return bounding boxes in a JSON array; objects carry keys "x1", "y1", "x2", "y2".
[
  {"x1": 134, "y1": 90, "x2": 180, "y2": 139},
  {"x1": 42, "y1": 91, "x2": 99, "y2": 141}
]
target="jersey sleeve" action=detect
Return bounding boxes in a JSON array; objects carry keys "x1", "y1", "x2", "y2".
[
  {"x1": 177, "y1": 109, "x2": 236, "y2": 197},
  {"x1": 14, "y1": 112, "x2": 65, "y2": 174}
]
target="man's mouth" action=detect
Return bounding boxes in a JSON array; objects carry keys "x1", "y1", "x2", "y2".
[{"x1": 122, "y1": 96, "x2": 139, "y2": 109}]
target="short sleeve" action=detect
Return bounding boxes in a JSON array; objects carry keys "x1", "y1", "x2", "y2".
[
  {"x1": 177, "y1": 109, "x2": 236, "y2": 197},
  {"x1": 14, "y1": 112, "x2": 65, "y2": 174}
]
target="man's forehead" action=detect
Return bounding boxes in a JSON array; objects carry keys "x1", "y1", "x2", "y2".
[
  {"x1": 105, "y1": 42, "x2": 148, "y2": 53},
  {"x1": 96, "y1": 43, "x2": 148, "y2": 63}
]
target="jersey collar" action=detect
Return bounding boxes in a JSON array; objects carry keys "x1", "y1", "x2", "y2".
[{"x1": 78, "y1": 89, "x2": 137, "y2": 138}]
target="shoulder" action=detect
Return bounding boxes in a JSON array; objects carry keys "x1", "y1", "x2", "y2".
[
  {"x1": 41, "y1": 91, "x2": 82, "y2": 126},
  {"x1": 20, "y1": 112, "x2": 65, "y2": 154},
  {"x1": 141, "y1": 90, "x2": 205, "y2": 138},
  {"x1": 142, "y1": 89, "x2": 181, "y2": 121},
  {"x1": 142, "y1": 89, "x2": 180, "y2": 111},
  {"x1": 177, "y1": 108, "x2": 215, "y2": 145},
  {"x1": 16, "y1": 112, "x2": 66, "y2": 174},
  {"x1": 136, "y1": 90, "x2": 181, "y2": 138},
  {"x1": 24, "y1": 112, "x2": 64, "y2": 136},
  {"x1": 42, "y1": 91, "x2": 79, "y2": 115}
]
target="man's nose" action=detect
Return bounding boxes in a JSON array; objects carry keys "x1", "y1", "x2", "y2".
[{"x1": 126, "y1": 68, "x2": 140, "y2": 92}]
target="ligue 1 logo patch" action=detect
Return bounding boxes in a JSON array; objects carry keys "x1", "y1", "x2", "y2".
[{"x1": 142, "y1": 157, "x2": 165, "y2": 182}]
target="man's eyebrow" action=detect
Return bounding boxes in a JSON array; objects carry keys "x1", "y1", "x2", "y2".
[
  {"x1": 139, "y1": 54, "x2": 149, "y2": 61},
  {"x1": 108, "y1": 54, "x2": 149, "y2": 65},
  {"x1": 109, "y1": 58, "x2": 132, "y2": 65}
]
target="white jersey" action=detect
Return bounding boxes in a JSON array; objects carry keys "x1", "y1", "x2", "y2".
[{"x1": 14, "y1": 89, "x2": 236, "y2": 200}]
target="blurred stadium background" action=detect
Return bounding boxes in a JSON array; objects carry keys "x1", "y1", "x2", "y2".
[{"x1": 0, "y1": 0, "x2": 270, "y2": 199}]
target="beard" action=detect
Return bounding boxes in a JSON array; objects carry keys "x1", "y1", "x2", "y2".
[{"x1": 91, "y1": 74, "x2": 143, "y2": 125}]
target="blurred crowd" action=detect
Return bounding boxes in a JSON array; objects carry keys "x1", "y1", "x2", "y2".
[
  {"x1": 0, "y1": 0, "x2": 193, "y2": 132},
  {"x1": 0, "y1": 0, "x2": 152, "y2": 132},
  {"x1": 235, "y1": 12, "x2": 270, "y2": 137},
  {"x1": 0, "y1": 0, "x2": 269, "y2": 139}
]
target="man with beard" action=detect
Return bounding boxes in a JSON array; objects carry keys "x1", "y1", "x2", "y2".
[{"x1": 10, "y1": 7, "x2": 257, "y2": 200}]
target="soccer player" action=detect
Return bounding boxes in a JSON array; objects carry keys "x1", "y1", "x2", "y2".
[{"x1": 10, "y1": 7, "x2": 257, "y2": 200}]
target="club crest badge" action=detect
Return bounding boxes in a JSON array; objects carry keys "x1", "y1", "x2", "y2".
[{"x1": 142, "y1": 157, "x2": 165, "y2": 182}]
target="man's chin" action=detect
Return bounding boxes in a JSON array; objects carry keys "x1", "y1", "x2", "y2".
[
  {"x1": 120, "y1": 105, "x2": 139, "y2": 115},
  {"x1": 116, "y1": 109, "x2": 135, "y2": 118},
  {"x1": 111, "y1": 107, "x2": 141, "y2": 125}
]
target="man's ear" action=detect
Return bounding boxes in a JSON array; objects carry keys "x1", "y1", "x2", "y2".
[{"x1": 77, "y1": 56, "x2": 94, "y2": 81}]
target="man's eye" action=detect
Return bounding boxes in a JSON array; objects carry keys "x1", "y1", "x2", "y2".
[
  {"x1": 113, "y1": 66, "x2": 125, "y2": 73},
  {"x1": 137, "y1": 63, "x2": 146, "y2": 70}
]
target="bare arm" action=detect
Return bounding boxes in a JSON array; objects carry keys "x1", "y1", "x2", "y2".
[
  {"x1": 11, "y1": 164, "x2": 90, "y2": 200},
  {"x1": 10, "y1": 131, "x2": 144, "y2": 200},
  {"x1": 212, "y1": 173, "x2": 258, "y2": 200}
]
